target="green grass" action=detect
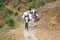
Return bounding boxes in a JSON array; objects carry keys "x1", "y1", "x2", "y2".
[
  {"x1": 0, "y1": 3, "x2": 4, "y2": 10},
  {"x1": 4, "y1": 8, "x2": 13, "y2": 18},
  {"x1": 5, "y1": 17, "x2": 15, "y2": 28},
  {"x1": 28, "y1": 1, "x2": 36, "y2": 9},
  {"x1": 14, "y1": 12, "x2": 18, "y2": 16}
]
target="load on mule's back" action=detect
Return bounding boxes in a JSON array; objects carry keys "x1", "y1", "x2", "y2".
[{"x1": 31, "y1": 8, "x2": 38, "y2": 22}]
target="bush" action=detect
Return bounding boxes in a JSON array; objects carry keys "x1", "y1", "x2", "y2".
[
  {"x1": 5, "y1": 8, "x2": 13, "y2": 14},
  {"x1": 5, "y1": 18, "x2": 15, "y2": 27},
  {"x1": 4, "y1": 8, "x2": 13, "y2": 18},
  {"x1": 17, "y1": 6, "x2": 21, "y2": 11},
  {"x1": 27, "y1": 0, "x2": 32, "y2": 2},
  {"x1": 18, "y1": 0, "x2": 22, "y2": 3},
  {"x1": 28, "y1": 1, "x2": 36, "y2": 9},
  {"x1": 14, "y1": 12, "x2": 18, "y2": 16},
  {"x1": 0, "y1": 3, "x2": 4, "y2": 10}
]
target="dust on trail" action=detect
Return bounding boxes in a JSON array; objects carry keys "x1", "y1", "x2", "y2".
[{"x1": 23, "y1": 26, "x2": 38, "y2": 40}]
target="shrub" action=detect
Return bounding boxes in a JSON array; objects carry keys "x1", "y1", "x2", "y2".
[
  {"x1": 5, "y1": 18, "x2": 15, "y2": 27},
  {"x1": 18, "y1": 0, "x2": 22, "y2": 3},
  {"x1": 14, "y1": 12, "x2": 18, "y2": 16},
  {"x1": 4, "y1": 8, "x2": 13, "y2": 18},
  {"x1": 5, "y1": 8, "x2": 13, "y2": 14},
  {"x1": 28, "y1": 1, "x2": 36, "y2": 9},
  {"x1": 27, "y1": 0, "x2": 32, "y2": 2},
  {"x1": 0, "y1": 3, "x2": 4, "y2": 10},
  {"x1": 17, "y1": 6, "x2": 21, "y2": 11}
]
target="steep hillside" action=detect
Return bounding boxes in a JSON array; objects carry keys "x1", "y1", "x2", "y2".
[
  {"x1": 0, "y1": 0, "x2": 60, "y2": 40},
  {"x1": 34, "y1": 0, "x2": 60, "y2": 40}
]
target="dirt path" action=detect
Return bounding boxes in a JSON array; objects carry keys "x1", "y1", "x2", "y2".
[
  {"x1": 9, "y1": 24, "x2": 38, "y2": 40},
  {"x1": 23, "y1": 26, "x2": 38, "y2": 40}
]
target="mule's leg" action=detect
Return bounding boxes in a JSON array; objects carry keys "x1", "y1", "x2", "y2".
[
  {"x1": 25, "y1": 23, "x2": 28, "y2": 30},
  {"x1": 26, "y1": 23, "x2": 28, "y2": 30}
]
